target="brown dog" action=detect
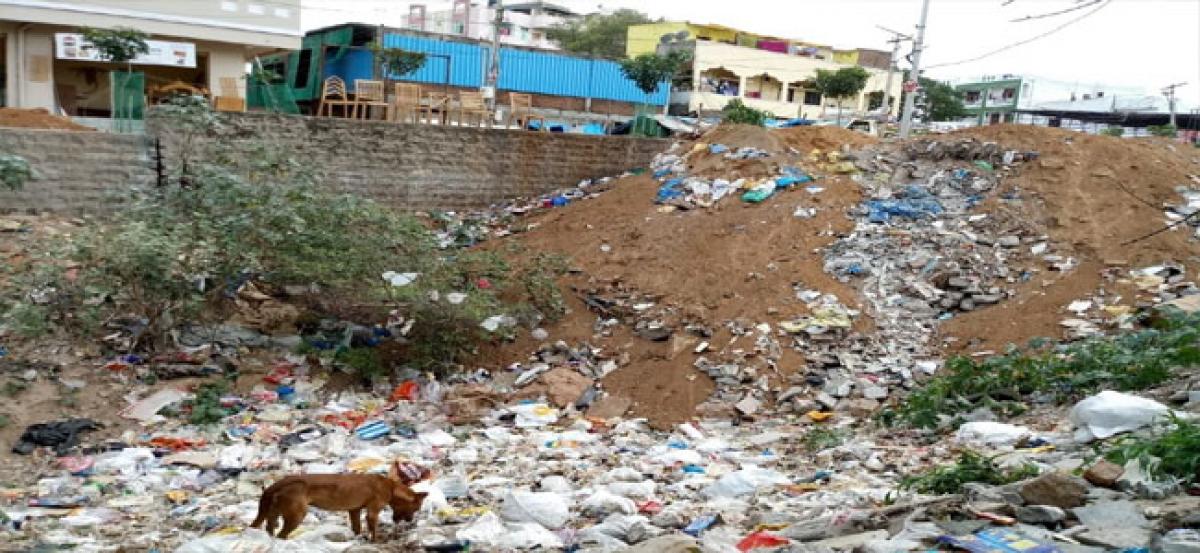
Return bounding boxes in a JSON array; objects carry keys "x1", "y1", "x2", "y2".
[{"x1": 251, "y1": 462, "x2": 428, "y2": 541}]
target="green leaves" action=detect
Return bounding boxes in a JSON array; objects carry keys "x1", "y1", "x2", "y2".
[
  {"x1": 1104, "y1": 413, "x2": 1200, "y2": 483},
  {"x1": 370, "y1": 45, "x2": 427, "y2": 79},
  {"x1": 619, "y1": 51, "x2": 691, "y2": 96},
  {"x1": 545, "y1": 9, "x2": 654, "y2": 59},
  {"x1": 0, "y1": 154, "x2": 32, "y2": 191},
  {"x1": 887, "y1": 310, "x2": 1200, "y2": 429},
  {"x1": 901, "y1": 450, "x2": 1039, "y2": 494},
  {"x1": 813, "y1": 67, "x2": 871, "y2": 101},
  {"x1": 722, "y1": 99, "x2": 773, "y2": 126},
  {"x1": 79, "y1": 26, "x2": 149, "y2": 65}
]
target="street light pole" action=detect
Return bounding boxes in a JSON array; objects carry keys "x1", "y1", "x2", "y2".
[
  {"x1": 1162, "y1": 82, "x2": 1186, "y2": 128},
  {"x1": 876, "y1": 25, "x2": 912, "y2": 135},
  {"x1": 899, "y1": 0, "x2": 931, "y2": 138},
  {"x1": 486, "y1": 0, "x2": 504, "y2": 111}
]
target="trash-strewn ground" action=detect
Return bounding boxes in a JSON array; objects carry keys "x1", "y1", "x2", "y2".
[{"x1": 3, "y1": 123, "x2": 1200, "y2": 552}]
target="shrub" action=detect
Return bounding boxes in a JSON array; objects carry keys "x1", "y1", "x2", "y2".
[
  {"x1": 722, "y1": 99, "x2": 772, "y2": 126},
  {"x1": 0, "y1": 154, "x2": 32, "y2": 190},
  {"x1": 1103, "y1": 413, "x2": 1200, "y2": 483},
  {"x1": 2, "y1": 97, "x2": 570, "y2": 379},
  {"x1": 1101, "y1": 127, "x2": 1125, "y2": 137},
  {"x1": 901, "y1": 450, "x2": 1039, "y2": 494},
  {"x1": 883, "y1": 310, "x2": 1200, "y2": 429},
  {"x1": 1148, "y1": 124, "x2": 1178, "y2": 138}
]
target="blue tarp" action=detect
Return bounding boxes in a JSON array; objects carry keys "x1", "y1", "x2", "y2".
[
  {"x1": 866, "y1": 186, "x2": 944, "y2": 223},
  {"x1": 656, "y1": 178, "x2": 686, "y2": 203}
]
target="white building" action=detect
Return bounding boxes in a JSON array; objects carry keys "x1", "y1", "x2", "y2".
[
  {"x1": 1, "y1": 0, "x2": 301, "y2": 112},
  {"x1": 402, "y1": 0, "x2": 579, "y2": 50}
]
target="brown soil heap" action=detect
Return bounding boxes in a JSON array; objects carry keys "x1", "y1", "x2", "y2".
[{"x1": 0, "y1": 108, "x2": 95, "y2": 131}]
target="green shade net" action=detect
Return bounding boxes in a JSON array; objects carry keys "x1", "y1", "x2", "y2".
[{"x1": 110, "y1": 70, "x2": 144, "y2": 131}]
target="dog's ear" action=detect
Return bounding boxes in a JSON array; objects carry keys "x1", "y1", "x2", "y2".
[
  {"x1": 414, "y1": 492, "x2": 428, "y2": 502},
  {"x1": 388, "y1": 459, "x2": 402, "y2": 482}
]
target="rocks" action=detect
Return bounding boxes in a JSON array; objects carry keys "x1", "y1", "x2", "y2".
[
  {"x1": 518, "y1": 368, "x2": 592, "y2": 408},
  {"x1": 1083, "y1": 460, "x2": 1125, "y2": 488},
  {"x1": 998, "y1": 235, "x2": 1022, "y2": 248},
  {"x1": 1019, "y1": 472, "x2": 1089, "y2": 509},
  {"x1": 1073, "y1": 501, "x2": 1153, "y2": 550},
  {"x1": 1016, "y1": 505, "x2": 1067, "y2": 525}
]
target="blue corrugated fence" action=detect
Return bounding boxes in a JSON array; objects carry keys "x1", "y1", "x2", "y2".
[{"x1": 380, "y1": 33, "x2": 668, "y2": 105}]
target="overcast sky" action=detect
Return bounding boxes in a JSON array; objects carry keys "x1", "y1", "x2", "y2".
[{"x1": 303, "y1": 0, "x2": 1200, "y2": 108}]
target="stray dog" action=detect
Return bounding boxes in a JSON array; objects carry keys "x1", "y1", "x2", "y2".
[{"x1": 251, "y1": 461, "x2": 428, "y2": 541}]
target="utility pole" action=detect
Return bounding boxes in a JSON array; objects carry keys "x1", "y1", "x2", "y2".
[
  {"x1": 876, "y1": 25, "x2": 911, "y2": 134},
  {"x1": 1162, "y1": 82, "x2": 1186, "y2": 128},
  {"x1": 486, "y1": 0, "x2": 504, "y2": 111},
  {"x1": 898, "y1": 0, "x2": 931, "y2": 138}
]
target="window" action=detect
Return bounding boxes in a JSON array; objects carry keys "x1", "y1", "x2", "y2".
[
  {"x1": 453, "y1": 22, "x2": 465, "y2": 34},
  {"x1": 247, "y1": 3, "x2": 265, "y2": 15},
  {"x1": 220, "y1": 1, "x2": 238, "y2": 12},
  {"x1": 1002, "y1": 88, "x2": 1016, "y2": 100},
  {"x1": 965, "y1": 90, "x2": 981, "y2": 103},
  {"x1": 260, "y1": 58, "x2": 286, "y2": 84},
  {"x1": 803, "y1": 90, "x2": 821, "y2": 106},
  {"x1": 293, "y1": 49, "x2": 312, "y2": 89},
  {"x1": 273, "y1": 7, "x2": 290, "y2": 18}
]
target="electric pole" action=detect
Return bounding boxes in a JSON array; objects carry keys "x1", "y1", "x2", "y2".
[
  {"x1": 899, "y1": 0, "x2": 931, "y2": 139},
  {"x1": 876, "y1": 25, "x2": 912, "y2": 133},
  {"x1": 1162, "y1": 82, "x2": 1186, "y2": 128},
  {"x1": 486, "y1": 0, "x2": 504, "y2": 111}
]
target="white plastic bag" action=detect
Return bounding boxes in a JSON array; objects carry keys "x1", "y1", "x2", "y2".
[
  {"x1": 702, "y1": 466, "x2": 790, "y2": 498},
  {"x1": 582, "y1": 489, "x2": 638, "y2": 516},
  {"x1": 455, "y1": 512, "x2": 506, "y2": 547},
  {"x1": 605, "y1": 481, "x2": 657, "y2": 499},
  {"x1": 1070, "y1": 391, "x2": 1174, "y2": 442},
  {"x1": 954, "y1": 421, "x2": 1032, "y2": 447},
  {"x1": 511, "y1": 403, "x2": 560, "y2": 428},
  {"x1": 500, "y1": 490, "x2": 572, "y2": 529}
]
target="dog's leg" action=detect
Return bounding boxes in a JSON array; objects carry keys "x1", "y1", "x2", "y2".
[
  {"x1": 349, "y1": 509, "x2": 363, "y2": 536},
  {"x1": 366, "y1": 507, "x2": 381, "y2": 542},
  {"x1": 266, "y1": 513, "x2": 279, "y2": 536},
  {"x1": 276, "y1": 497, "x2": 306, "y2": 539}
]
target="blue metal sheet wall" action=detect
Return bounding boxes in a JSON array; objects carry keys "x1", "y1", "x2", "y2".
[
  {"x1": 322, "y1": 49, "x2": 374, "y2": 84},
  {"x1": 379, "y1": 32, "x2": 667, "y2": 105},
  {"x1": 381, "y1": 34, "x2": 484, "y2": 88}
]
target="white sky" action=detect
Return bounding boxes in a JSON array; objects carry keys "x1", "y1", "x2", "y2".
[{"x1": 302, "y1": 0, "x2": 1200, "y2": 108}]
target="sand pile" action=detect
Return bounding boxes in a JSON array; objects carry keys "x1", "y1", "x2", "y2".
[{"x1": 0, "y1": 108, "x2": 94, "y2": 131}]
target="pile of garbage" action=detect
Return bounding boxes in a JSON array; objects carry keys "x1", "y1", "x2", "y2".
[{"x1": 650, "y1": 142, "x2": 817, "y2": 211}]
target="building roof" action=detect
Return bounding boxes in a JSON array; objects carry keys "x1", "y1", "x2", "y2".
[{"x1": 504, "y1": 2, "x2": 578, "y2": 16}]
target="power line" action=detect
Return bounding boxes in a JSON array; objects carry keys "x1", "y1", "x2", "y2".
[
  {"x1": 924, "y1": 0, "x2": 1112, "y2": 70},
  {"x1": 1009, "y1": 0, "x2": 1104, "y2": 22}
]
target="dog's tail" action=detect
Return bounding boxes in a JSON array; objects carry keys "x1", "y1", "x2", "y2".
[{"x1": 250, "y1": 487, "x2": 273, "y2": 529}]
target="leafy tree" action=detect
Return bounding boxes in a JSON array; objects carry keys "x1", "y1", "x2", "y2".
[
  {"x1": 369, "y1": 44, "x2": 427, "y2": 80},
  {"x1": 80, "y1": 26, "x2": 149, "y2": 72},
  {"x1": 913, "y1": 77, "x2": 967, "y2": 122},
  {"x1": 619, "y1": 51, "x2": 690, "y2": 98},
  {"x1": 1148, "y1": 124, "x2": 1178, "y2": 138},
  {"x1": 813, "y1": 66, "x2": 870, "y2": 124},
  {"x1": 546, "y1": 9, "x2": 654, "y2": 59}
]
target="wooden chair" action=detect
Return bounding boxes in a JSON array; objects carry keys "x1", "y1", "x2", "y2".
[
  {"x1": 421, "y1": 91, "x2": 451, "y2": 125},
  {"x1": 214, "y1": 76, "x2": 245, "y2": 112},
  {"x1": 353, "y1": 79, "x2": 388, "y2": 120},
  {"x1": 390, "y1": 83, "x2": 422, "y2": 123},
  {"x1": 506, "y1": 92, "x2": 545, "y2": 130},
  {"x1": 317, "y1": 76, "x2": 353, "y2": 117},
  {"x1": 455, "y1": 90, "x2": 492, "y2": 128}
]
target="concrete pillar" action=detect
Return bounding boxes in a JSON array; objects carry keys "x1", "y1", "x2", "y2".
[{"x1": 738, "y1": 75, "x2": 747, "y2": 98}]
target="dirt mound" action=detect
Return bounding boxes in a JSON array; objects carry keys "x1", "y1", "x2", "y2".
[
  {"x1": 941, "y1": 124, "x2": 1200, "y2": 351},
  {"x1": 478, "y1": 124, "x2": 881, "y2": 428},
  {"x1": 775, "y1": 125, "x2": 879, "y2": 153},
  {"x1": 0, "y1": 108, "x2": 94, "y2": 131}
]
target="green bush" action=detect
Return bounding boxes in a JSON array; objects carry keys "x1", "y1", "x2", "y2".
[
  {"x1": 901, "y1": 450, "x2": 1039, "y2": 494},
  {"x1": 1148, "y1": 124, "x2": 1178, "y2": 138},
  {"x1": 1101, "y1": 127, "x2": 1125, "y2": 137},
  {"x1": 1103, "y1": 413, "x2": 1200, "y2": 483},
  {"x1": 0, "y1": 154, "x2": 32, "y2": 190},
  {"x1": 883, "y1": 311, "x2": 1200, "y2": 429},
  {"x1": 1, "y1": 97, "x2": 569, "y2": 377},
  {"x1": 722, "y1": 99, "x2": 773, "y2": 126}
]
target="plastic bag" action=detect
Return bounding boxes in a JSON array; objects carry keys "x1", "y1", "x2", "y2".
[
  {"x1": 511, "y1": 403, "x2": 560, "y2": 428},
  {"x1": 456, "y1": 511, "x2": 507, "y2": 547},
  {"x1": 604, "y1": 481, "x2": 657, "y2": 499},
  {"x1": 582, "y1": 489, "x2": 639, "y2": 516},
  {"x1": 955, "y1": 422, "x2": 1033, "y2": 447},
  {"x1": 1070, "y1": 390, "x2": 1174, "y2": 442},
  {"x1": 703, "y1": 466, "x2": 790, "y2": 498},
  {"x1": 500, "y1": 490, "x2": 571, "y2": 529}
]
